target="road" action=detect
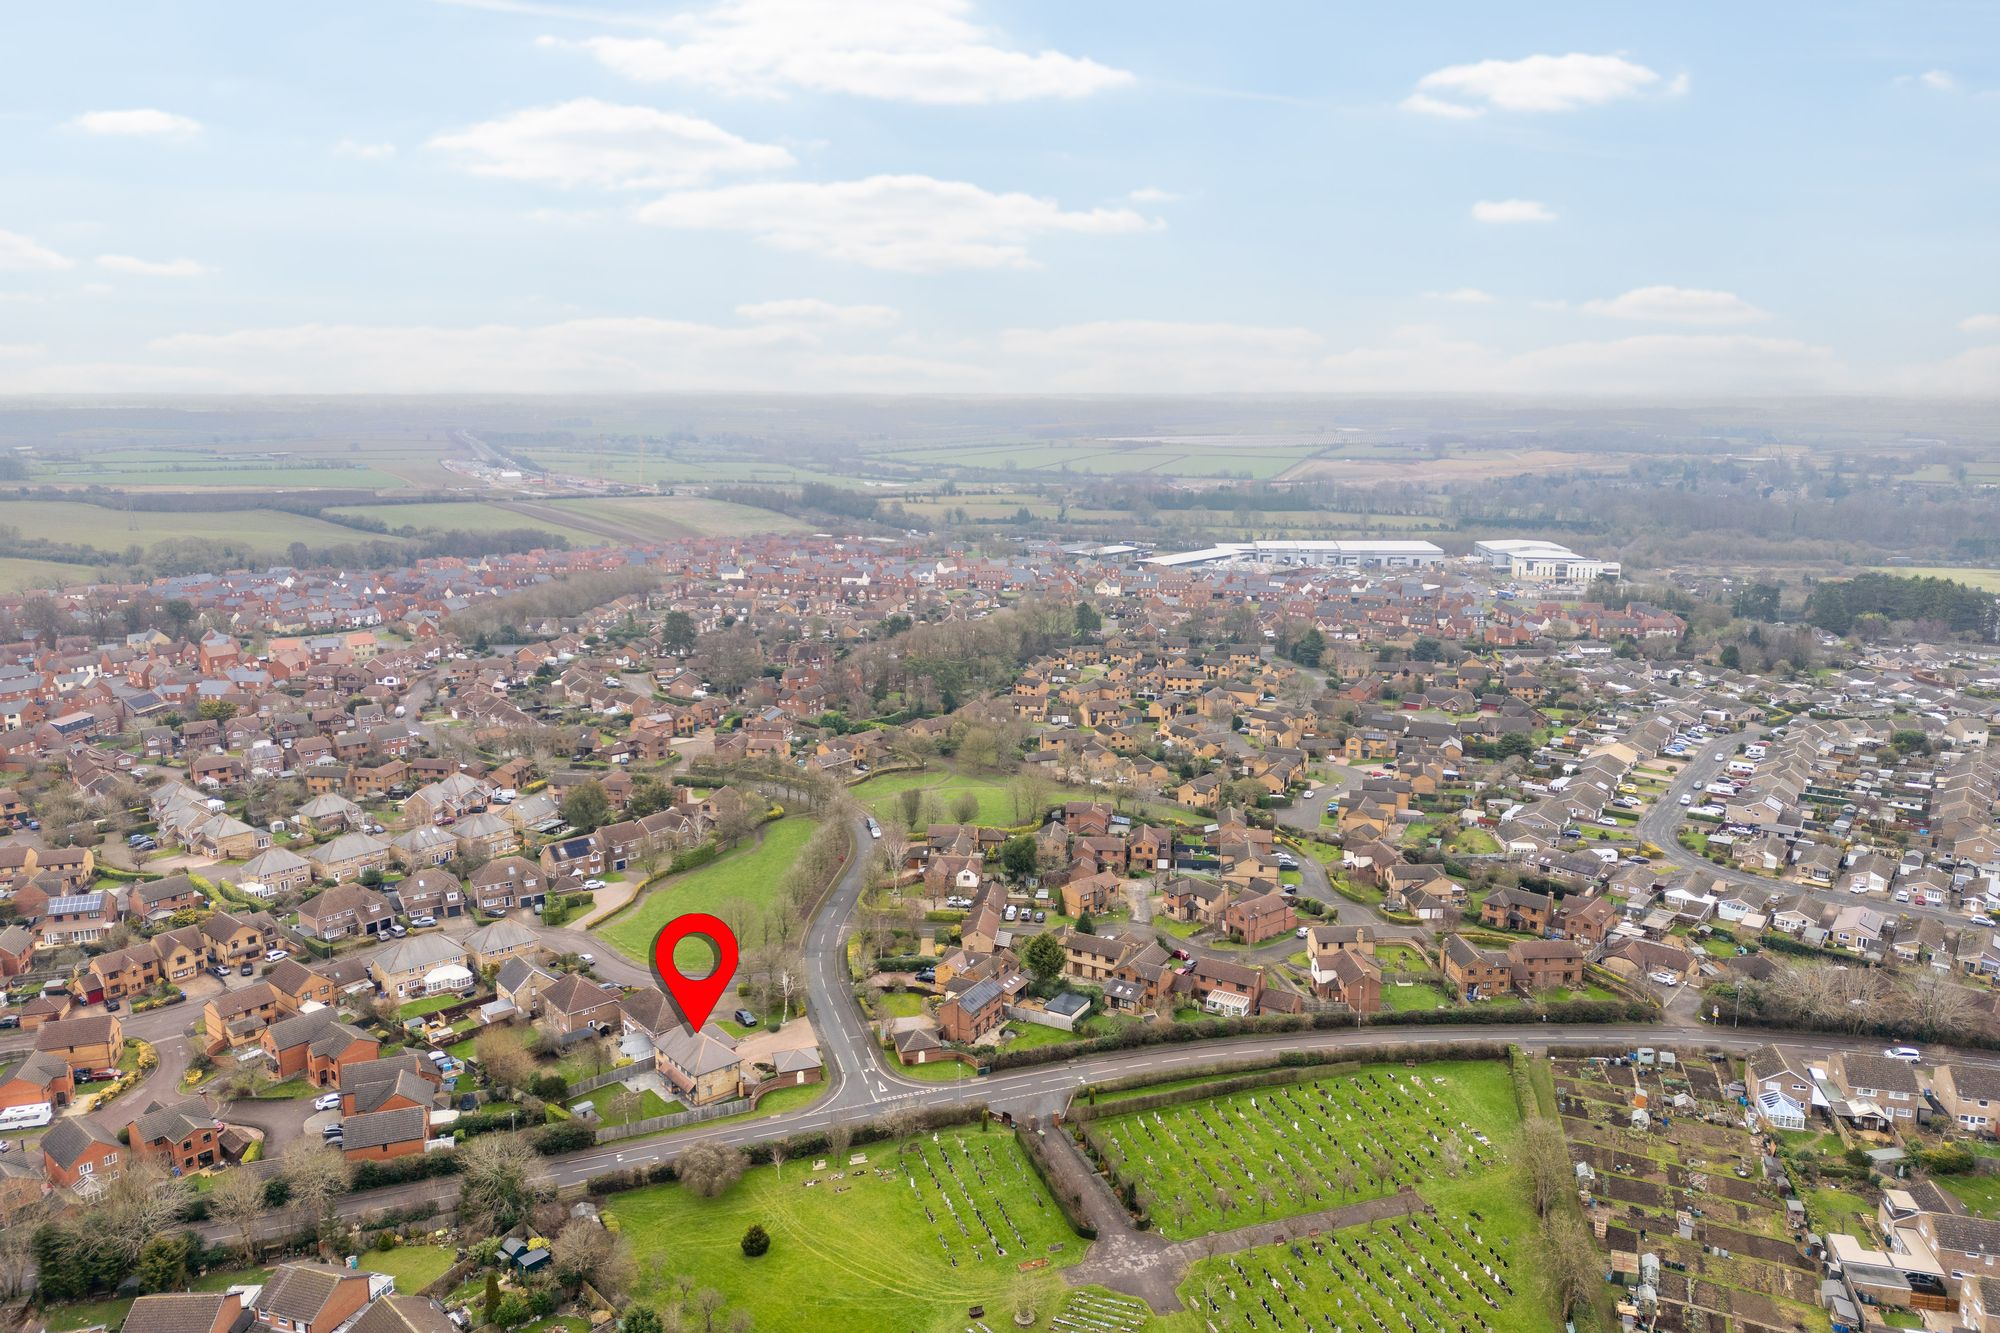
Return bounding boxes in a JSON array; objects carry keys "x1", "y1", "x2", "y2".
[
  {"x1": 1634, "y1": 727, "x2": 1970, "y2": 930},
  {"x1": 183, "y1": 800, "x2": 1980, "y2": 1248}
]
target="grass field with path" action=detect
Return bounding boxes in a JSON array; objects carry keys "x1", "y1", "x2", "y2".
[
  {"x1": 598, "y1": 818, "x2": 819, "y2": 971},
  {"x1": 610, "y1": 1128, "x2": 1081, "y2": 1332},
  {"x1": 854, "y1": 768, "x2": 1183, "y2": 830},
  {"x1": 1091, "y1": 1060, "x2": 1517, "y2": 1240}
]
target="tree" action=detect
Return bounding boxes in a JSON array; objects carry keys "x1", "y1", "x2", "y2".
[
  {"x1": 897, "y1": 787, "x2": 924, "y2": 831},
  {"x1": 659, "y1": 611, "x2": 697, "y2": 656},
  {"x1": 552, "y1": 1218, "x2": 634, "y2": 1295},
  {"x1": 196, "y1": 698, "x2": 239, "y2": 722},
  {"x1": 1519, "y1": 1118, "x2": 1569, "y2": 1219},
  {"x1": 1073, "y1": 602, "x2": 1102, "y2": 635},
  {"x1": 1546, "y1": 1212, "x2": 1600, "y2": 1320},
  {"x1": 1287, "y1": 627, "x2": 1324, "y2": 668},
  {"x1": 95, "y1": 1158, "x2": 192, "y2": 1267},
  {"x1": 1019, "y1": 931, "x2": 1065, "y2": 985},
  {"x1": 136, "y1": 1233, "x2": 195, "y2": 1293},
  {"x1": 561, "y1": 779, "x2": 612, "y2": 835},
  {"x1": 739, "y1": 1223, "x2": 770, "y2": 1258},
  {"x1": 1073, "y1": 911, "x2": 1095, "y2": 936},
  {"x1": 457, "y1": 1132, "x2": 554, "y2": 1236},
  {"x1": 209, "y1": 1160, "x2": 271, "y2": 1260},
  {"x1": 476, "y1": 1029, "x2": 536, "y2": 1094},
  {"x1": 623, "y1": 1307, "x2": 665, "y2": 1333},
  {"x1": 676, "y1": 1140, "x2": 748, "y2": 1199},
  {"x1": 998, "y1": 834, "x2": 1039, "y2": 881},
  {"x1": 695, "y1": 1289, "x2": 727, "y2": 1333},
  {"x1": 950, "y1": 791, "x2": 979, "y2": 824}
]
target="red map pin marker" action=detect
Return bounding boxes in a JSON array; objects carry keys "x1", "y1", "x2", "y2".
[{"x1": 651, "y1": 912, "x2": 738, "y2": 1032}]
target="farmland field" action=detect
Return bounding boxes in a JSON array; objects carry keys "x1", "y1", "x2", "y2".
[
  {"x1": 597, "y1": 818, "x2": 818, "y2": 971},
  {"x1": 1087, "y1": 1060, "x2": 1516, "y2": 1239},
  {"x1": 1866, "y1": 566, "x2": 2000, "y2": 593},
  {"x1": 0, "y1": 500, "x2": 416, "y2": 556},
  {"x1": 609, "y1": 1128, "x2": 1082, "y2": 1333},
  {"x1": 0, "y1": 557, "x2": 107, "y2": 592},
  {"x1": 329, "y1": 501, "x2": 610, "y2": 545}
]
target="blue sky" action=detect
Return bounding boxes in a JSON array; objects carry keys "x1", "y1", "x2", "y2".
[{"x1": 1, "y1": 0, "x2": 1995, "y2": 395}]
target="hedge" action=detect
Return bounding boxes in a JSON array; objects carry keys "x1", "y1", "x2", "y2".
[
  {"x1": 353, "y1": 1152, "x2": 461, "y2": 1190},
  {"x1": 1016, "y1": 1123, "x2": 1096, "y2": 1241}
]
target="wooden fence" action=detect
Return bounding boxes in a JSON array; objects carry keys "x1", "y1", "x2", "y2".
[{"x1": 595, "y1": 1095, "x2": 754, "y2": 1142}]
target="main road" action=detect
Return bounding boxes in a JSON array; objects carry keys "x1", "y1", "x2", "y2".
[{"x1": 196, "y1": 805, "x2": 1981, "y2": 1243}]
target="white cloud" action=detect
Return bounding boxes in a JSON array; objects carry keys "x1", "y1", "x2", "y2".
[
  {"x1": 0, "y1": 345, "x2": 39, "y2": 359},
  {"x1": 0, "y1": 229, "x2": 74, "y2": 272},
  {"x1": 735, "y1": 297, "x2": 900, "y2": 328},
  {"x1": 71, "y1": 108, "x2": 202, "y2": 138},
  {"x1": 1470, "y1": 199, "x2": 1556, "y2": 224},
  {"x1": 1423, "y1": 287, "x2": 1495, "y2": 304},
  {"x1": 1958, "y1": 313, "x2": 2000, "y2": 334},
  {"x1": 334, "y1": 139, "x2": 397, "y2": 159},
  {"x1": 638, "y1": 174, "x2": 1158, "y2": 271},
  {"x1": 1898, "y1": 69, "x2": 1958, "y2": 92},
  {"x1": 1405, "y1": 52, "x2": 1671, "y2": 117},
  {"x1": 1577, "y1": 285, "x2": 1768, "y2": 325},
  {"x1": 1128, "y1": 187, "x2": 1181, "y2": 204},
  {"x1": 97, "y1": 254, "x2": 209, "y2": 278},
  {"x1": 430, "y1": 98, "x2": 794, "y2": 189},
  {"x1": 551, "y1": 0, "x2": 1133, "y2": 104}
]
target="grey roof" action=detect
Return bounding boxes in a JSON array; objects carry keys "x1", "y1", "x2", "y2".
[
  {"x1": 352, "y1": 1068, "x2": 438, "y2": 1114},
  {"x1": 339, "y1": 1105, "x2": 429, "y2": 1151},
  {"x1": 255, "y1": 1263, "x2": 360, "y2": 1323},
  {"x1": 134, "y1": 1096, "x2": 220, "y2": 1145},
  {"x1": 39, "y1": 1115, "x2": 119, "y2": 1169},
  {"x1": 369, "y1": 932, "x2": 467, "y2": 976},
  {"x1": 349, "y1": 1297, "x2": 457, "y2": 1333},
  {"x1": 954, "y1": 978, "x2": 1004, "y2": 1013},
  {"x1": 123, "y1": 1292, "x2": 243, "y2": 1333}
]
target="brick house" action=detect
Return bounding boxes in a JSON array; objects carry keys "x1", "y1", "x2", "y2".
[
  {"x1": 939, "y1": 977, "x2": 1007, "y2": 1043},
  {"x1": 127, "y1": 1096, "x2": 226, "y2": 1173},
  {"x1": 1505, "y1": 939, "x2": 1585, "y2": 993},
  {"x1": 339, "y1": 1105, "x2": 431, "y2": 1161},
  {"x1": 469, "y1": 856, "x2": 545, "y2": 913},
  {"x1": 295, "y1": 883, "x2": 395, "y2": 941},
  {"x1": 537, "y1": 973, "x2": 624, "y2": 1038},
  {"x1": 654, "y1": 1023, "x2": 745, "y2": 1105},
  {"x1": 1479, "y1": 887, "x2": 1554, "y2": 936},
  {"x1": 250, "y1": 1263, "x2": 375, "y2": 1333},
  {"x1": 36, "y1": 1013, "x2": 122, "y2": 1070},
  {"x1": 39, "y1": 1116, "x2": 122, "y2": 1193},
  {"x1": 1442, "y1": 935, "x2": 1512, "y2": 1002},
  {"x1": 1224, "y1": 890, "x2": 1296, "y2": 944}
]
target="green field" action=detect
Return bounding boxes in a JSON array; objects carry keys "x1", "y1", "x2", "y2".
[
  {"x1": 853, "y1": 768, "x2": 1179, "y2": 830},
  {"x1": 1867, "y1": 566, "x2": 2000, "y2": 593},
  {"x1": 33, "y1": 453, "x2": 410, "y2": 490},
  {"x1": 330, "y1": 500, "x2": 608, "y2": 544},
  {"x1": 863, "y1": 437, "x2": 1327, "y2": 480},
  {"x1": 0, "y1": 557, "x2": 107, "y2": 592},
  {"x1": 0, "y1": 499, "x2": 414, "y2": 557},
  {"x1": 598, "y1": 819, "x2": 820, "y2": 971},
  {"x1": 547, "y1": 495, "x2": 812, "y2": 538},
  {"x1": 609, "y1": 1128, "x2": 1082, "y2": 1333},
  {"x1": 1089, "y1": 1061, "x2": 1516, "y2": 1239},
  {"x1": 1939, "y1": 1172, "x2": 2000, "y2": 1218}
]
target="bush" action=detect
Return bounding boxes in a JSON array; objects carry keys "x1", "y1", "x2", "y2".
[
  {"x1": 374, "y1": 1231, "x2": 398, "y2": 1251},
  {"x1": 489, "y1": 1294, "x2": 531, "y2": 1329},
  {"x1": 741, "y1": 1223, "x2": 770, "y2": 1257},
  {"x1": 1919, "y1": 1142, "x2": 1977, "y2": 1175},
  {"x1": 530, "y1": 1073, "x2": 569, "y2": 1101},
  {"x1": 534, "y1": 1120, "x2": 598, "y2": 1155}
]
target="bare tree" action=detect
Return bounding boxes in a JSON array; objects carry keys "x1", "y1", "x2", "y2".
[
  {"x1": 1519, "y1": 1119, "x2": 1570, "y2": 1220},
  {"x1": 209, "y1": 1163, "x2": 271, "y2": 1260},
  {"x1": 95, "y1": 1157, "x2": 193, "y2": 1265},
  {"x1": 695, "y1": 1288, "x2": 727, "y2": 1333},
  {"x1": 1898, "y1": 968, "x2": 1974, "y2": 1041},
  {"x1": 476, "y1": 1029, "x2": 535, "y2": 1094},
  {"x1": 676, "y1": 1140, "x2": 749, "y2": 1198},
  {"x1": 551, "y1": 1218, "x2": 635, "y2": 1296},
  {"x1": 457, "y1": 1132, "x2": 554, "y2": 1236},
  {"x1": 281, "y1": 1141, "x2": 352, "y2": 1232}
]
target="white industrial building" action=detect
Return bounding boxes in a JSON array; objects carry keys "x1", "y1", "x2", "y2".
[
  {"x1": 1472, "y1": 538, "x2": 1621, "y2": 585},
  {"x1": 1147, "y1": 539, "x2": 1445, "y2": 570}
]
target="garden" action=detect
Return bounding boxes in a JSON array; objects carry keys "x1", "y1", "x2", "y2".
[{"x1": 608, "y1": 1128, "x2": 1082, "y2": 1332}]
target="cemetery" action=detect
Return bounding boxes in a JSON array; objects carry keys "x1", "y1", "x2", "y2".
[
  {"x1": 1084, "y1": 1061, "x2": 1517, "y2": 1239},
  {"x1": 1161, "y1": 1184, "x2": 1549, "y2": 1333},
  {"x1": 607, "y1": 1127, "x2": 1084, "y2": 1332},
  {"x1": 1552, "y1": 1052, "x2": 1828, "y2": 1333}
]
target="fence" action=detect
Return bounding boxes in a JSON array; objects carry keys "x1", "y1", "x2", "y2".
[
  {"x1": 595, "y1": 1095, "x2": 752, "y2": 1142},
  {"x1": 566, "y1": 1053, "x2": 656, "y2": 1098}
]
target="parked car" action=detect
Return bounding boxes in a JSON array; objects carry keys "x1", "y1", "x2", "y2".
[
  {"x1": 411, "y1": 914, "x2": 436, "y2": 927},
  {"x1": 578, "y1": 953, "x2": 594, "y2": 965},
  {"x1": 0, "y1": 1014, "x2": 17, "y2": 1030},
  {"x1": 1032, "y1": 909, "x2": 1046, "y2": 923},
  {"x1": 1884, "y1": 1046, "x2": 1922, "y2": 1062},
  {"x1": 104, "y1": 998, "x2": 120, "y2": 1012},
  {"x1": 312, "y1": 1092, "x2": 342, "y2": 1111},
  {"x1": 239, "y1": 962, "x2": 254, "y2": 976},
  {"x1": 264, "y1": 948, "x2": 289, "y2": 962},
  {"x1": 388, "y1": 923, "x2": 407, "y2": 937},
  {"x1": 582, "y1": 878, "x2": 607, "y2": 891},
  {"x1": 1295, "y1": 925, "x2": 1310, "y2": 938},
  {"x1": 321, "y1": 1121, "x2": 345, "y2": 1138},
  {"x1": 1597, "y1": 817, "x2": 1618, "y2": 827},
  {"x1": 1649, "y1": 971, "x2": 1680, "y2": 986},
  {"x1": 914, "y1": 968, "x2": 936, "y2": 983},
  {"x1": 732, "y1": 1008, "x2": 758, "y2": 1027}
]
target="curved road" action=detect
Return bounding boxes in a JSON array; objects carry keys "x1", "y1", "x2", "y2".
[{"x1": 189, "y1": 805, "x2": 1998, "y2": 1247}]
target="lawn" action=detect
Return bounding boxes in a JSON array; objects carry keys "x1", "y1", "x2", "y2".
[
  {"x1": 890, "y1": 1050, "x2": 981, "y2": 1082},
  {"x1": 1089, "y1": 1060, "x2": 1517, "y2": 1240},
  {"x1": 1375, "y1": 942, "x2": 1427, "y2": 971},
  {"x1": 609, "y1": 1128, "x2": 1082, "y2": 1333},
  {"x1": 364, "y1": 1244, "x2": 458, "y2": 1293},
  {"x1": 1806, "y1": 1186, "x2": 1878, "y2": 1234},
  {"x1": 998, "y1": 1021, "x2": 1082, "y2": 1052},
  {"x1": 598, "y1": 819, "x2": 819, "y2": 971},
  {"x1": 1939, "y1": 1173, "x2": 2000, "y2": 1219},
  {"x1": 569, "y1": 1087, "x2": 677, "y2": 1126},
  {"x1": 1381, "y1": 980, "x2": 1453, "y2": 1012},
  {"x1": 398, "y1": 994, "x2": 463, "y2": 1019},
  {"x1": 854, "y1": 767, "x2": 1183, "y2": 831},
  {"x1": 875, "y1": 991, "x2": 926, "y2": 1018}
]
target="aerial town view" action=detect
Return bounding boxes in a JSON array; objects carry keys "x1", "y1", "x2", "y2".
[{"x1": 2, "y1": 3, "x2": 1998, "y2": 1332}]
